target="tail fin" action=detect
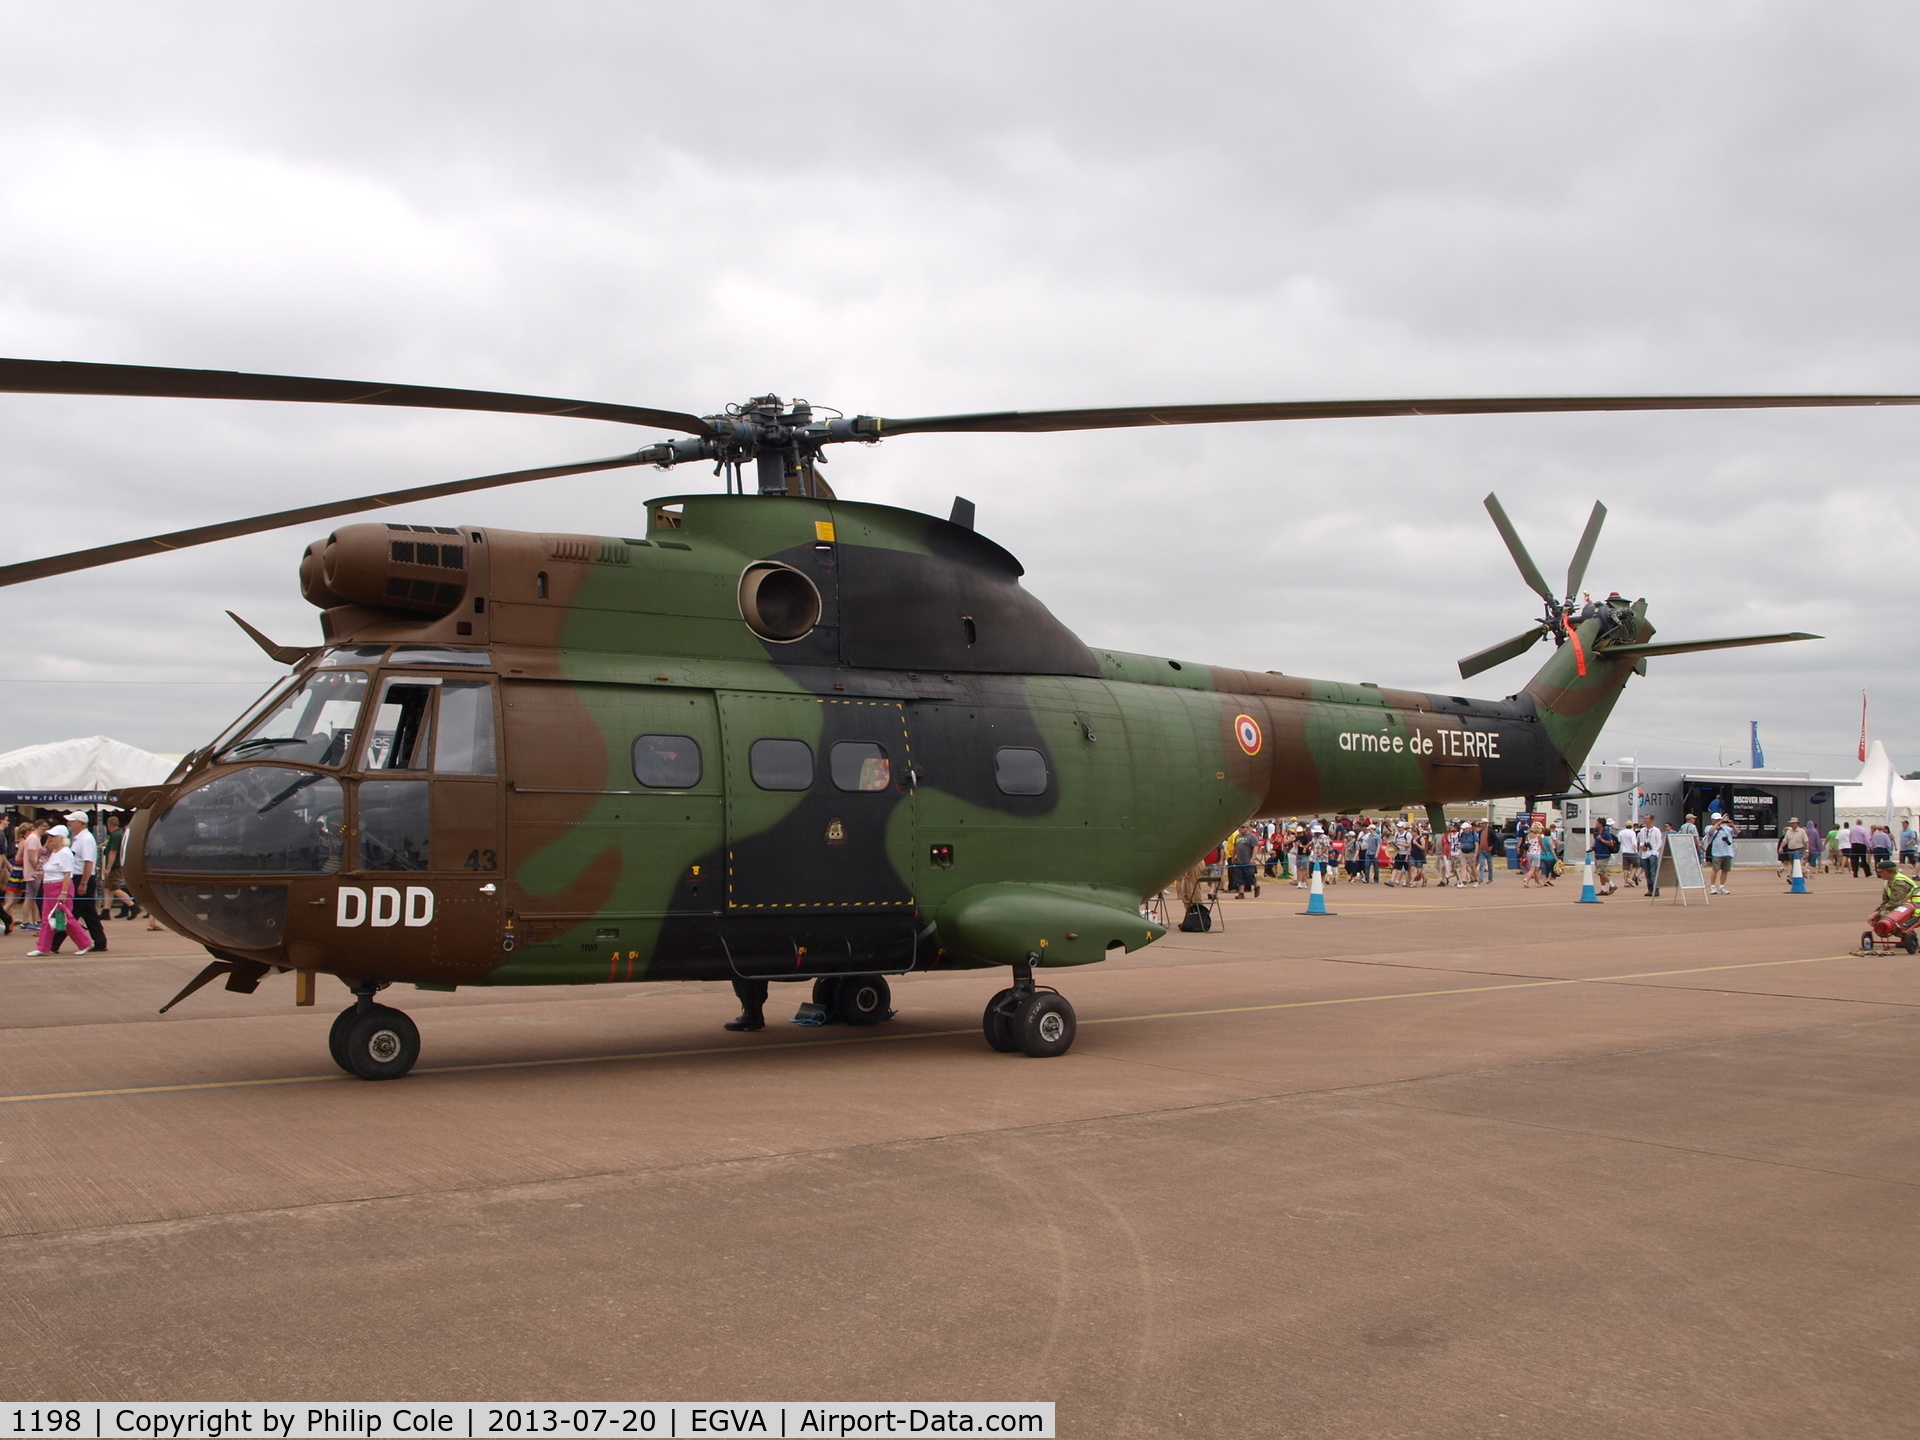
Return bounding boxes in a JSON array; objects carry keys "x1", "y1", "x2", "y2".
[{"x1": 1523, "y1": 604, "x2": 1646, "y2": 774}]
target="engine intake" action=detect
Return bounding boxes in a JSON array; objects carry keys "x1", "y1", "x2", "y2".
[{"x1": 301, "y1": 522, "x2": 469, "y2": 616}]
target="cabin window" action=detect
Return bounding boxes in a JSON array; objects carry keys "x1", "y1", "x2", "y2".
[
  {"x1": 749, "y1": 738, "x2": 814, "y2": 791},
  {"x1": 218, "y1": 669, "x2": 369, "y2": 768},
  {"x1": 994, "y1": 747, "x2": 1049, "y2": 796},
  {"x1": 362, "y1": 678, "x2": 438, "y2": 771},
  {"x1": 536, "y1": 571, "x2": 548, "y2": 599},
  {"x1": 434, "y1": 681, "x2": 498, "y2": 775},
  {"x1": 358, "y1": 780, "x2": 430, "y2": 870},
  {"x1": 830, "y1": 742, "x2": 891, "y2": 792},
  {"x1": 633, "y1": 734, "x2": 703, "y2": 789}
]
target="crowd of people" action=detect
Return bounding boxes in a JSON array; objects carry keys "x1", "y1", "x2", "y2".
[
  {"x1": 1196, "y1": 809, "x2": 1920, "y2": 911},
  {"x1": 1204, "y1": 814, "x2": 1537, "y2": 897},
  {"x1": 0, "y1": 810, "x2": 160, "y2": 950}
]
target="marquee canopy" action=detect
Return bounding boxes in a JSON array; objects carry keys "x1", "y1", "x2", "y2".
[{"x1": 0, "y1": 735, "x2": 180, "y2": 805}]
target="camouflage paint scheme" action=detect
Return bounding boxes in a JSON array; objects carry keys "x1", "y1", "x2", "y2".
[{"x1": 126, "y1": 494, "x2": 1643, "y2": 994}]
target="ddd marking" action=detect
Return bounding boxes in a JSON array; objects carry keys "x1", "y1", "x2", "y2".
[{"x1": 337, "y1": 885, "x2": 435, "y2": 928}]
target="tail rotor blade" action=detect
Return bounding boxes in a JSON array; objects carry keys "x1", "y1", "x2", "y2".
[
  {"x1": 1565, "y1": 500, "x2": 1607, "y2": 600},
  {"x1": 1483, "y1": 494, "x2": 1555, "y2": 604},
  {"x1": 1457, "y1": 624, "x2": 1551, "y2": 680}
]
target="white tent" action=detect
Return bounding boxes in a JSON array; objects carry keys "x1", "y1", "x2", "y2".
[
  {"x1": 0, "y1": 735, "x2": 179, "y2": 804},
  {"x1": 1833, "y1": 740, "x2": 1920, "y2": 824}
]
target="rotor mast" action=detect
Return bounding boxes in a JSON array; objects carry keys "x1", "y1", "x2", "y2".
[{"x1": 638, "y1": 395, "x2": 880, "y2": 497}]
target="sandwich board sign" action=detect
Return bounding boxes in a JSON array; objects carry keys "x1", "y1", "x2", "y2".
[{"x1": 1668, "y1": 832, "x2": 1708, "y2": 905}]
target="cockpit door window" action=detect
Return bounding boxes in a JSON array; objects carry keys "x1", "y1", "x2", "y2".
[
  {"x1": 434, "y1": 680, "x2": 498, "y2": 775},
  {"x1": 362, "y1": 677, "x2": 440, "y2": 771}
]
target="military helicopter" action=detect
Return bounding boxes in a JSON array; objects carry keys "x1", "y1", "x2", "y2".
[{"x1": 3, "y1": 359, "x2": 1910, "y2": 1080}]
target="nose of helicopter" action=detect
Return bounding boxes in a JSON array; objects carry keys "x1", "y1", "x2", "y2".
[{"x1": 130, "y1": 765, "x2": 348, "y2": 954}]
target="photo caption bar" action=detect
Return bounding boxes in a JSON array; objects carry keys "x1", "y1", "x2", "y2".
[{"x1": 0, "y1": 1405, "x2": 1053, "y2": 1440}]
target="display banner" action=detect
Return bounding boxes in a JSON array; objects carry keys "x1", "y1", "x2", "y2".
[{"x1": 0, "y1": 1405, "x2": 1053, "y2": 1440}]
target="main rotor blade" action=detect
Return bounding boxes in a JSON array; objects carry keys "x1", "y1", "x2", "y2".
[
  {"x1": 1597, "y1": 632, "x2": 1820, "y2": 660},
  {"x1": 0, "y1": 451, "x2": 647, "y2": 589},
  {"x1": 1482, "y1": 493, "x2": 1556, "y2": 604},
  {"x1": 870, "y1": 392, "x2": 1920, "y2": 437},
  {"x1": 1565, "y1": 500, "x2": 1607, "y2": 600},
  {"x1": 0, "y1": 358, "x2": 713, "y2": 436},
  {"x1": 1457, "y1": 624, "x2": 1551, "y2": 680}
]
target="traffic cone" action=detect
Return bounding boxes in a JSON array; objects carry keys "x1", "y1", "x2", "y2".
[
  {"x1": 1299, "y1": 862, "x2": 1335, "y2": 916},
  {"x1": 1789, "y1": 855, "x2": 1808, "y2": 894},
  {"x1": 1578, "y1": 851, "x2": 1601, "y2": 903}
]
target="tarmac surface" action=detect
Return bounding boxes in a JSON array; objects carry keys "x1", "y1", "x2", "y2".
[{"x1": 1, "y1": 871, "x2": 1916, "y2": 1438}]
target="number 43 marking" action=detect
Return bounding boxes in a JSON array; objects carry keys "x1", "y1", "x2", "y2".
[{"x1": 464, "y1": 849, "x2": 499, "y2": 872}]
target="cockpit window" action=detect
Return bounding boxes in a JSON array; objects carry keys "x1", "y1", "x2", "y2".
[
  {"x1": 318, "y1": 646, "x2": 389, "y2": 668},
  {"x1": 386, "y1": 646, "x2": 490, "y2": 667},
  {"x1": 217, "y1": 670, "x2": 369, "y2": 768},
  {"x1": 362, "y1": 677, "x2": 439, "y2": 771},
  {"x1": 144, "y1": 768, "x2": 345, "y2": 874}
]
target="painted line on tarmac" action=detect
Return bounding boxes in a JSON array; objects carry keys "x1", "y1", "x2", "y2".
[{"x1": 0, "y1": 952, "x2": 1881, "y2": 1106}]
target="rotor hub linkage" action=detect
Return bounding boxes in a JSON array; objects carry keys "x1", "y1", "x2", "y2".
[{"x1": 637, "y1": 395, "x2": 881, "y2": 496}]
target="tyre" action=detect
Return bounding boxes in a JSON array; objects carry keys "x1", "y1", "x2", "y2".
[
  {"x1": 327, "y1": 1005, "x2": 359, "y2": 1074},
  {"x1": 830, "y1": 973, "x2": 892, "y2": 1026},
  {"x1": 1013, "y1": 991, "x2": 1076, "y2": 1058},
  {"x1": 811, "y1": 977, "x2": 836, "y2": 1008},
  {"x1": 344, "y1": 1006, "x2": 421, "y2": 1080},
  {"x1": 1861, "y1": 931, "x2": 1877, "y2": 952},
  {"x1": 1904, "y1": 933, "x2": 1918, "y2": 956},
  {"x1": 982, "y1": 987, "x2": 1020, "y2": 1052}
]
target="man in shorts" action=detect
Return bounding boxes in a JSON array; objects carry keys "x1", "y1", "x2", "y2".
[
  {"x1": 1705, "y1": 814, "x2": 1737, "y2": 894},
  {"x1": 1618, "y1": 820, "x2": 1641, "y2": 888},
  {"x1": 1591, "y1": 817, "x2": 1619, "y2": 895}
]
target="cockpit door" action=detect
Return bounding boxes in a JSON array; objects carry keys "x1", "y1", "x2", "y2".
[{"x1": 347, "y1": 672, "x2": 504, "y2": 979}]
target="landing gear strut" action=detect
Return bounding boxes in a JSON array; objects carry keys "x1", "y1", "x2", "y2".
[
  {"x1": 328, "y1": 982, "x2": 421, "y2": 1081},
  {"x1": 981, "y1": 955, "x2": 1076, "y2": 1058}
]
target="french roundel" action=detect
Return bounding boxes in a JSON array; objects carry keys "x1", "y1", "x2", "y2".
[{"x1": 1234, "y1": 714, "x2": 1262, "y2": 756}]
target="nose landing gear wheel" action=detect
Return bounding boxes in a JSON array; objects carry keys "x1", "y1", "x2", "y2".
[
  {"x1": 982, "y1": 988, "x2": 1021, "y2": 1052},
  {"x1": 1013, "y1": 991, "x2": 1076, "y2": 1057},
  {"x1": 327, "y1": 1005, "x2": 358, "y2": 1074},
  {"x1": 829, "y1": 973, "x2": 893, "y2": 1026},
  {"x1": 344, "y1": 1005, "x2": 421, "y2": 1080}
]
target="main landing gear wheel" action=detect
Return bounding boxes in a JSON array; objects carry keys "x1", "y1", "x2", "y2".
[
  {"x1": 982, "y1": 988, "x2": 1021, "y2": 1052},
  {"x1": 1013, "y1": 991, "x2": 1076, "y2": 1058},
  {"x1": 343, "y1": 1005, "x2": 421, "y2": 1080},
  {"x1": 830, "y1": 973, "x2": 893, "y2": 1026}
]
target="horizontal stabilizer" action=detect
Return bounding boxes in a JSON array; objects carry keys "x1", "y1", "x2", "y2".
[
  {"x1": 1457, "y1": 623, "x2": 1551, "y2": 679},
  {"x1": 1598, "y1": 631, "x2": 1820, "y2": 660}
]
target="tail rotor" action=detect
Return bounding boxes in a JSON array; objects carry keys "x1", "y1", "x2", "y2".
[{"x1": 1458, "y1": 494, "x2": 1607, "y2": 680}]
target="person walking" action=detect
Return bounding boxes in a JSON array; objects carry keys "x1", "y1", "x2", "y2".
[
  {"x1": 17, "y1": 818, "x2": 48, "y2": 932},
  {"x1": 1848, "y1": 820, "x2": 1871, "y2": 878},
  {"x1": 1902, "y1": 819, "x2": 1920, "y2": 868},
  {"x1": 30, "y1": 828, "x2": 94, "y2": 956},
  {"x1": 1870, "y1": 824, "x2": 1895, "y2": 872},
  {"x1": 64, "y1": 812, "x2": 107, "y2": 953},
  {"x1": 1641, "y1": 820, "x2": 1666, "y2": 898},
  {"x1": 1619, "y1": 821, "x2": 1641, "y2": 888},
  {"x1": 1781, "y1": 817, "x2": 1810, "y2": 889},
  {"x1": 1592, "y1": 817, "x2": 1619, "y2": 895},
  {"x1": 1706, "y1": 814, "x2": 1737, "y2": 894},
  {"x1": 1454, "y1": 821, "x2": 1479, "y2": 887}
]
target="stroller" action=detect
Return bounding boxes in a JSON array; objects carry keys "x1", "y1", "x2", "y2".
[{"x1": 1860, "y1": 902, "x2": 1920, "y2": 955}]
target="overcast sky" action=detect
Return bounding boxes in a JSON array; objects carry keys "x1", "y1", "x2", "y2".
[{"x1": 3, "y1": 1, "x2": 1917, "y2": 777}]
